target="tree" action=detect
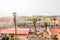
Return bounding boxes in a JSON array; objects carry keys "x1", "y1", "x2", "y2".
[
  {"x1": 32, "y1": 18, "x2": 37, "y2": 35},
  {"x1": 44, "y1": 22, "x2": 48, "y2": 31},
  {"x1": 13, "y1": 12, "x2": 17, "y2": 40}
]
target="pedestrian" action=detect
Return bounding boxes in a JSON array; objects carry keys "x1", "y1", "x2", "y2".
[
  {"x1": 9, "y1": 35, "x2": 14, "y2": 40},
  {"x1": 2, "y1": 34, "x2": 9, "y2": 40}
]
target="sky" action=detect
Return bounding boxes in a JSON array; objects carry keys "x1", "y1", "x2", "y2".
[{"x1": 0, "y1": 0, "x2": 60, "y2": 17}]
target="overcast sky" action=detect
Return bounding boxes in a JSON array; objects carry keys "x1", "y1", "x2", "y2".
[{"x1": 0, "y1": 0, "x2": 60, "y2": 17}]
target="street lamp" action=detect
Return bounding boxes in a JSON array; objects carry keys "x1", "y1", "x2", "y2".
[{"x1": 13, "y1": 12, "x2": 17, "y2": 40}]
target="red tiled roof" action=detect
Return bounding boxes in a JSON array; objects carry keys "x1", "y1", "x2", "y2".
[
  {"x1": 50, "y1": 28, "x2": 60, "y2": 34},
  {"x1": 0, "y1": 28, "x2": 29, "y2": 34}
]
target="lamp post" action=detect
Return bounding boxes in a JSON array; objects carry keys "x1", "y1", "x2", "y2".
[{"x1": 13, "y1": 12, "x2": 17, "y2": 40}]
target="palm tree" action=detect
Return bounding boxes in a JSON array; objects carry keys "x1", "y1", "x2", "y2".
[
  {"x1": 13, "y1": 12, "x2": 17, "y2": 40},
  {"x1": 32, "y1": 18, "x2": 37, "y2": 35},
  {"x1": 44, "y1": 22, "x2": 48, "y2": 31}
]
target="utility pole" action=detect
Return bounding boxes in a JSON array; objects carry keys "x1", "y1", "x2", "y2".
[{"x1": 13, "y1": 12, "x2": 17, "y2": 40}]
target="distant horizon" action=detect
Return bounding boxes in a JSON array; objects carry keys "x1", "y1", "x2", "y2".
[{"x1": 0, "y1": 14, "x2": 60, "y2": 18}]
